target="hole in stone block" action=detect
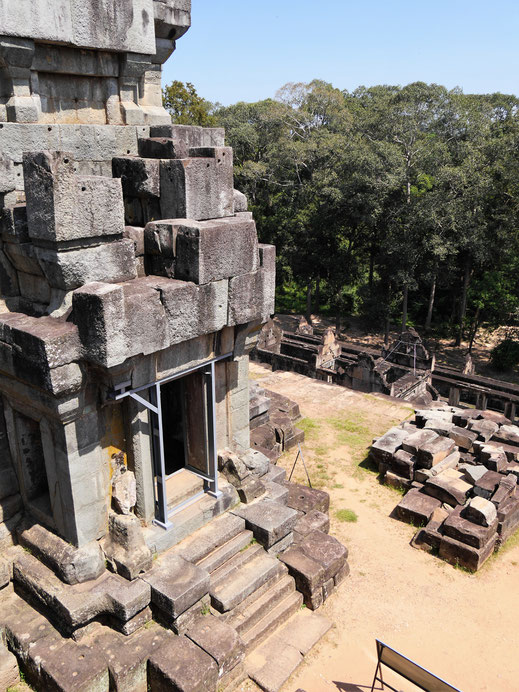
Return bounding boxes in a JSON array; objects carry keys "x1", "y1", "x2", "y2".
[
  {"x1": 64, "y1": 158, "x2": 70, "y2": 164},
  {"x1": 48, "y1": 126, "x2": 52, "y2": 131},
  {"x1": 81, "y1": 186, "x2": 86, "y2": 192}
]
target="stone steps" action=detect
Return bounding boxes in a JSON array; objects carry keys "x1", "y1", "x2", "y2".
[
  {"x1": 225, "y1": 573, "x2": 295, "y2": 637},
  {"x1": 197, "y1": 530, "x2": 253, "y2": 573},
  {"x1": 209, "y1": 543, "x2": 264, "y2": 590},
  {"x1": 210, "y1": 550, "x2": 283, "y2": 613},
  {"x1": 240, "y1": 590, "x2": 302, "y2": 652},
  {"x1": 245, "y1": 610, "x2": 331, "y2": 692}
]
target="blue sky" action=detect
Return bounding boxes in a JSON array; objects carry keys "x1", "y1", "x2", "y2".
[{"x1": 162, "y1": 0, "x2": 519, "y2": 105}]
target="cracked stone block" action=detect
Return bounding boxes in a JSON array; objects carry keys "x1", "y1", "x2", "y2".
[
  {"x1": 401, "y1": 428, "x2": 438, "y2": 455},
  {"x1": 142, "y1": 554, "x2": 210, "y2": 620},
  {"x1": 233, "y1": 499, "x2": 299, "y2": 549},
  {"x1": 227, "y1": 266, "x2": 275, "y2": 327},
  {"x1": 468, "y1": 418, "x2": 499, "y2": 442},
  {"x1": 0, "y1": 641, "x2": 19, "y2": 690},
  {"x1": 391, "y1": 449, "x2": 416, "y2": 479},
  {"x1": 102, "y1": 512, "x2": 152, "y2": 581},
  {"x1": 491, "y1": 474, "x2": 517, "y2": 508},
  {"x1": 23, "y1": 151, "x2": 124, "y2": 242},
  {"x1": 497, "y1": 494, "x2": 519, "y2": 542},
  {"x1": 148, "y1": 634, "x2": 218, "y2": 692},
  {"x1": 35, "y1": 238, "x2": 137, "y2": 291},
  {"x1": 187, "y1": 615, "x2": 244, "y2": 677}
]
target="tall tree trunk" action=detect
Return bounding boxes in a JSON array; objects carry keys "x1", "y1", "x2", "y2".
[
  {"x1": 401, "y1": 284, "x2": 408, "y2": 333},
  {"x1": 384, "y1": 315, "x2": 390, "y2": 347},
  {"x1": 315, "y1": 277, "x2": 321, "y2": 313},
  {"x1": 306, "y1": 283, "x2": 312, "y2": 321},
  {"x1": 368, "y1": 243, "x2": 375, "y2": 292},
  {"x1": 424, "y1": 274, "x2": 437, "y2": 333},
  {"x1": 456, "y1": 257, "x2": 471, "y2": 347},
  {"x1": 335, "y1": 312, "x2": 341, "y2": 335},
  {"x1": 468, "y1": 307, "x2": 481, "y2": 354}
]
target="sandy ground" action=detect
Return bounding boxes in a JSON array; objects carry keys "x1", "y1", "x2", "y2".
[{"x1": 249, "y1": 362, "x2": 519, "y2": 692}]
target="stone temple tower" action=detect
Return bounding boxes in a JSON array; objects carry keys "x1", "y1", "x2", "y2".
[{"x1": 0, "y1": 3, "x2": 349, "y2": 690}]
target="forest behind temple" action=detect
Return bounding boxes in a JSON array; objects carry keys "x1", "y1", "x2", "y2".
[{"x1": 164, "y1": 80, "x2": 519, "y2": 362}]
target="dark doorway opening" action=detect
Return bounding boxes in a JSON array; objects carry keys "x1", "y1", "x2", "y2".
[{"x1": 160, "y1": 378, "x2": 186, "y2": 476}]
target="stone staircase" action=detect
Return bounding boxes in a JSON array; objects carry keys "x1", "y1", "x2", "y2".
[
  {"x1": 169, "y1": 505, "x2": 327, "y2": 690},
  {"x1": 0, "y1": 464, "x2": 347, "y2": 692}
]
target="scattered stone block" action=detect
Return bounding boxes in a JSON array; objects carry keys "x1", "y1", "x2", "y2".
[
  {"x1": 491, "y1": 474, "x2": 517, "y2": 508},
  {"x1": 494, "y1": 424, "x2": 519, "y2": 446},
  {"x1": 449, "y1": 425, "x2": 478, "y2": 451},
  {"x1": 439, "y1": 533, "x2": 497, "y2": 571},
  {"x1": 391, "y1": 449, "x2": 416, "y2": 479},
  {"x1": 452, "y1": 409, "x2": 482, "y2": 428},
  {"x1": 112, "y1": 156, "x2": 160, "y2": 198},
  {"x1": 148, "y1": 635, "x2": 218, "y2": 692},
  {"x1": 424, "y1": 418, "x2": 454, "y2": 436},
  {"x1": 423, "y1": 470, "x2": 472, "y2": 507},
  {"x1": 417, "y1": 436, "x2": 455, "y2": 469},
  {"x1": 428, "y1": 450, "x2": 460, "y2": 477},
  {"x1": 496, "y1": 494, "x2": 519, "y2": 543},
  {"x1": 293, "y1": 510, "x2": 329, "y2": 541},
  {"x1": 463, "y1": 497, "x2": 497, "y2": 527},
  {"x1": 468, "y1": 418, "x2": 499, "y2": 442},
  {"x1": 459, "y1": 464, "x2": 488, "y2": 485},
  {"x1": 384, "y1": 471, "x2": 412, "y2": 490},
  {"x1": 395, "y1": 488, "x2": 441, "y2": 526},
  {"x1": 473, "y1": 471, "x2": 503, "y2": 500},
  {"x1": 443, "y1": 506, "x2": 497, "y2": 549},
  {"x1": 371, "y1": 427, "x2": 409, "y2": 463}
]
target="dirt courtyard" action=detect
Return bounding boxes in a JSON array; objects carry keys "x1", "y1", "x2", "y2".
[{"x1": 249, "y1": 362, "x2": 519, "y2": 692}]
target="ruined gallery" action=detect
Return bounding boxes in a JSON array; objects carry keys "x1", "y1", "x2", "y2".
[{"x1": 0, "y1": 2, "x2": 350, "y2": 690}]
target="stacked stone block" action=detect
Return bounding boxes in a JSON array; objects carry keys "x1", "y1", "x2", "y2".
[{"x1": 371, "y1": 403, "x2": 519, "y2": 570}]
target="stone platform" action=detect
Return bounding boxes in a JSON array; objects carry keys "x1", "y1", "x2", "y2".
[{"x1": 0, "y1": 465, "x2": 349, "y2": 691}]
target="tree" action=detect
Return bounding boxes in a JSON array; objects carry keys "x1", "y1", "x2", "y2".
[{"x1": 163, "y1": 81, "x2": 217, "y2": 126}]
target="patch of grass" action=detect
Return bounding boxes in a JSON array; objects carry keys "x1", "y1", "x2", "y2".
[
  {"x1": 332, "y1": 483, "x2": 344, "y2": 489},
  {"x1": 201, "y1": 603, "x2": 211, "y2": 615},
  {"x1": 298, "y1": 416, "x2": 321, "y2": 437},
  {"x1": 314, "y1": 444, "x2": 330, "y2": 457},
  {"x1": 335, "y1": 509, "x2": 358, "y2": 523}
]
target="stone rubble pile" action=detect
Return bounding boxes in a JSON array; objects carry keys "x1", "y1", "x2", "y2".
[{"x1": 371, "y1": 403, "x2": 519, "y2": 571}]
